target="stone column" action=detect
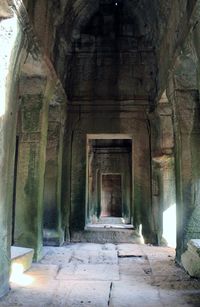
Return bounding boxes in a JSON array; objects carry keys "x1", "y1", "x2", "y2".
[
  {"x1": 149, "y1": 93, "x2": 175, "y2": 245},
  {"x1": 0, "y1": 11, "x2": 24, "y2": 297},
  {"x1": 193, "y1": 16, "x2": 200, "y2": 102},
  {"x1": 14, "y1": 76, "x2": 50, "y2": 261},
  {"x1": 152, "y1": 156, "x2": 176, "y2": 246},
  {"x1": 168, "y1": 73, "x2": 200, "y2": 262},
  {"x1": 43, "y1": 85, "x2": 66, "y2": 246}
]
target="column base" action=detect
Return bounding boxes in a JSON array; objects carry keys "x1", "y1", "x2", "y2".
[{"x1": 43, "y1": 229, "x2": 64, "y2": 246}]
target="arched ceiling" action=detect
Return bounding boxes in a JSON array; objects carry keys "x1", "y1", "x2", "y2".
[
  {"x1": 51, "y1": 0, "x2": 175, "y2": 46},
  {"x1": 50, "y1": 0, "x2": 178, "y2": 103}
]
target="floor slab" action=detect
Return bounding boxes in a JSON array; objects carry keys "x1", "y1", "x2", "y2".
[
  {"x1": 1, "y1": 243, "x2": 200, "y2": 306},
  {"x1": 57, "y1": 264, "x2": 120, "y2": 281}
]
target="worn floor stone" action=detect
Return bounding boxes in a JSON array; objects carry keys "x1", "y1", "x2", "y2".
[
  {"x1": 117, "y1": 243, "x2": 143, "y2": 257},
  {"x1": 1, "y1": 243, "x2": 200, "y2": 306},
  {"x1": 57, "y1": 264, "x2": 119, "y2": 281},
  {"x1": 51, "y1": 281, "x2": 111, "y2": 307}
]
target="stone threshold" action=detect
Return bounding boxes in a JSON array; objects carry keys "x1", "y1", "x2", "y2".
[{"x1": 85, "y1": 223, "x2": 134, "y2": 230}]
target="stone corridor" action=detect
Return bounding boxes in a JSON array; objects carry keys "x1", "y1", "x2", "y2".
[{"x1": 1, "y1": 243, "x2": 200, "y2": 307}]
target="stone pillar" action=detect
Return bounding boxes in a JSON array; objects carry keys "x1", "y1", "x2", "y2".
[
  {"x1": 0, "y1": 12, "x2": 24, "y2": 297},
  {"x1": 153, "y1": 157, "x2": 176, "y2": 245},
  {"x1": 149, "y1": 92, "x2": 175, "y2": 246},
  {"x1": 14, "y1": 76, "x2": 50, "y2": 261},
  {"x1": 43, "y1": 86, "x2": 66, "y2": 246},
  {"x1": 193, "y1": 17, "x2": 200, "y2": 101},
  {"x1": 168, "y1": 75, "x2": 200, "y2": 262}
]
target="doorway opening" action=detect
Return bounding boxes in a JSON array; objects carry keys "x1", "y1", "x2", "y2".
[
  {"x1": 86, "y1": 134, "x2": 133, "y2": 228},
  {"x1": 101, "y1": 173, "x2": 122, "y2": 218}
]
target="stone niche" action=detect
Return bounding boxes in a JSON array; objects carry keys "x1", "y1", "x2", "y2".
[{"x1": 86, "y1": 135, "x2": 132, "y2": 226}]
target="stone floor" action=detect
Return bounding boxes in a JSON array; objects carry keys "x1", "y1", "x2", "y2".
[{"x1": 1, "y1": 243, "x2": 200, "y2": 306}]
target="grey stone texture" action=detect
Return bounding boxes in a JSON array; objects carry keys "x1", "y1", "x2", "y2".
[
  {"x1": 0, "y1": 14, "x2": 25, "y2": 297},
  {"x1": 11, "y1": 246, "x2": 34, "y2": 272},
  {"x1": 1, "y1": 244, "x2": 200, "y2": 306},
  {"x1": 1, "y1": 0, "x2": 200, "y2": 299},
  {"x1": 182, "y1": 239, "x2": 200, "y2": 278}
]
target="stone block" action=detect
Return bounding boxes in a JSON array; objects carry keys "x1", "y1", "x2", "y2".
[
  {"x1": 11, "y1": 246, "x2": 34, "y2": 273},
  {"x1": 181, "y1": 239, "x2": 200, "y2": 277}
]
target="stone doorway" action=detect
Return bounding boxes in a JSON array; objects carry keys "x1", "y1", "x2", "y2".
[
  {"x1": 86, "y1": 134, "x2": 133, "y2": 227},
  {"x1": 101, "y1": 173, "x2": 122, "y2": 218}
]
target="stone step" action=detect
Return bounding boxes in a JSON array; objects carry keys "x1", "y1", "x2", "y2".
[
  {"x1": 97, "y1": 217, "x2": 129, "y2": 224},
  {"x1": 11, "y1": 246, "x2": 34, "y2": 273},
  {"x1": 85, "y1": 223, "x2": 134, "y2": 229},
  {"x1": 71, "y1": 229, "x2": 142, "y2": 244}
]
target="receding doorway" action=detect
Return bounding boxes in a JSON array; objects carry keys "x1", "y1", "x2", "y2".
[
  {"x1": 86, "y1": 134, "x2": 133, "y2": 227},
  {"x1": 101, "y1": 173, "x2": 122, "y2": 218}
]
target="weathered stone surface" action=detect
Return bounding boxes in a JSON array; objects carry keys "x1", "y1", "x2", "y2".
[
  {"x1": 168, "y1": 73, "x2": 200, "y2": 260},
  {"x1": 14, "y1": 78, "x2": 56, "y2": 261},
  {"x1": 11, "y1": 247, "x2": 34, "y2": 272},
  {"x1": 110, "y1": 282, "x2": 163, "y2": 307},
  {"x1": 1, "y1": 0, "x2": 200, "y2": 300},
  {"x1": 41, "y1": 243, "x2": 118, "y2": 265},
  {"x1": 117, "y1": 243, "x2": 143, "y2": 257},
  {"x1": 0, "y1": 1, "x2": 13, "y2": 18},
  {"x1": 0, "y1": 14, "x2": 24, "y2": 297},
  {"x1": 1, "y1": 244, "x2": 200, "y2": 306},
  {"x1": 64, "y1": 112, "x2": 153, "y2": 242},
  {"x1": 57, "y1": 264, "x2": 119, "y2": 281},
  {"x1": 43, "y1": 101, "x2": 66, "y2": 246},
  {"x1": 181, "y1": 239, "x2": 200, "y2": 278},
  {"x1": 53, "y1": 281, "x2": 111, "y2": 307},
  {"x1": 28, "y1": 264, "x2": 59, "y2": 278},
  {"x1": 71, "y1": 229, "x2": 142, "y2": 244}
]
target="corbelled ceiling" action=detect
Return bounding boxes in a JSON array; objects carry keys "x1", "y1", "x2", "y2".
[
  {"x1": 51, "y1": 0, "x2": 172, "y2": 43},
  {"x1": 21, "y1": 0, "x2": 197, "y2": 103}
]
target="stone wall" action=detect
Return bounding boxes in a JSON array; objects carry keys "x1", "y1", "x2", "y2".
[
  {"x1": 0, "y1": 10, "x2": 24, "y2": 297},
  {"x1": 167, "y1": 25, "x2": 200, "y2": 260},
  {"x1": 0, "y1": 2, "x2": 200, "y2": 295},
  {"x1": 149, "y1": 93, "x2": 176, "y2": 246},
  {"x1": 43, "y1": 84, "x2": 67, "y2": 246},
  {"x1": 7, "y1": 0, "x2": 69, "y2": 261},
  {"x1": 14, "y1": 77, "x2": 50, "y2": 261},
  {"x1": 62, "y1": 106, "x2": 154, "y2": 242}
]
